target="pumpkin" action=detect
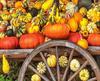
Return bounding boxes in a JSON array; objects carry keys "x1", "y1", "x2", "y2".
[
  {"x1": 79, "y1": 7, "x2": 87, "y2": 16},
  {"x1": 43, "y1": 23, "x2": 70, "y2": 39},
  {"x1": 68, "y1": 32, "x2": 82, "y2": 43},
  {"x1": 47, "y1": 55, "x2": 57, "y2": 67},
  {"x1": 33, "y1": 33, "x2": 45, "y2": 45},
  {"x1": 74, "y1": 12, "x2": 83, "y2": 23},
  {"x1": 19, "y1": 34, "x2": 39, "y2": 49},
  {"x1": 0, "y1": 37, "x2": 18, "y2": 49},
  {"x1": 31, "y1": 74, "x2": 41, "y2": 81},
  {"x1": 68, "y1": 18, "x2": 78, "y2": 32},
  {"x1": 87, "y1": 34, "x2": 100, "y2": 46}
]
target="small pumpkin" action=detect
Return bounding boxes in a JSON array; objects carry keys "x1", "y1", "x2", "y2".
[
  {"x1": 87, "y1": 34, "x2": 100, "y2": 46},
  {"x1": 74, "y1": 12, "x2": 83, "y2": 23},
  {"x1": 31, "y1": 74, "x2": 41, "y2": 81},
  {"x1": 43, "y1": 23, "x2": 70, "y2": 39},
  {"x1": 47, "y1": 55, "x2": 56, "y2": 67},
  {"x1": 68, "y1": 18, "x2": 78, "y2": 32},
  {"x1": 0, "y1": 24, "x2": 7, "y2": 32},
  {"x1": 79, "y1": 7, "x2": 87, "y2": 16},
  {"x1": 0, "y1": 37, "x2": 18, "y2": 49},
  {"x1": 68, "y1": 32, "x2": 82, "y2": 43},
  {"x1": 19, "y1": 34, "x2": 39, "y2": 49}
]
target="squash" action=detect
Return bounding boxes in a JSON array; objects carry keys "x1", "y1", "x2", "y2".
[
  {"x1": 68, "y1": 18, "x2": 78, "y2": 32},
  {"x1": 68, "y1": 32, "x2": 82, "y2": 43},
  {"x1": 6, "y1": 29, "x2": 14, "y2": 36},
  {"x1": 43, "y1": 23, "x2": 70, "y2": 39},
  {"x1": 66, "y1": 2, "x2": 78, "y2": 16},
  {"x1": 70, "y1": 59, "x2": 80, "y2": 72},
  {"x1": 59, "y1": 56, "x2": 68, "y2": 67},
  {"x1": 19, "y1": 34, "x2": 39, "y2": 49},
  {"x1": 79, "y1": 7, "x2": 87, "y2": 16},
  {"x1": 87, "y1": 34, "x2": 100, "y2": 46},
  {"x1": 15, "y1": 1, "x2": 23, "y2": 8},
  {"x1": 2, "y1": 54, "x2": 10, "y2": 74},
  {"x1": 79, "y1": 69, "x2": 89, "y2": 81},
  {"x1": 47, "y1": 55, "x2": 56, "y2": 67},
  {"x1": 0, "y1": 37, "x2": 18, "y2": 49},
  {"x1": 87, "y1": 22, "x2": 99, "y2": 34},
  {"x1": 72, "y1": 0, "x2": 78, "y2": 5},
  {"x1": 74, "y1": 12, "x2": 83, "y2": 23},
  {"x1": 31, "y1": 74, "x2": 41, "y2": 81},
  {"x1": 37, "y1": 62, "x2": 46, "y2": 74}
]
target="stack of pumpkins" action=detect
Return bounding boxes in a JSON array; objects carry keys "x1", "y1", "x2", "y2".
[{"x1": 0, "y1": 0, "x2": 99, "y2": 49}]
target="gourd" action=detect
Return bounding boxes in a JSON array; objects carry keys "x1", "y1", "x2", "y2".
[
  {"x1": 87, "y1": 22, "x2": 99, "y2": 34},
  {"x1": 37, "y1": 62, "x2": 46, "y2": 74},
  {"x1": 31, "y1": 74, "x2": 41, "y2": 81},
  {"x1": 47, "y1": 55, "x2": 57, "y2": 67},
  {"x1": 66, "y1": 2, "x2": 78, "y2": 16},
  {"x1": 79, "y1": 69, "x2": 89, "y2": 81},
  {"x1": 59, "y1": 56, "x2": 68, "y2": 67},
  {"x1": 70, "y1": 59, "x2": 80, "y2": 72}
]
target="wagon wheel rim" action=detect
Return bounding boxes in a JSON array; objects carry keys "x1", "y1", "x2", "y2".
[{"x1": 18, "y1": 40, "x2": 100, "y2": 81}]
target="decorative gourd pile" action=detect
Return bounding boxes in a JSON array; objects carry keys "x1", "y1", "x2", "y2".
[
  {"x1": 31, "y1": 54, "x2": 90, "y2": 81},
  {"x1": 0, "y1": 0, "x2": 100, "y2": 49}
]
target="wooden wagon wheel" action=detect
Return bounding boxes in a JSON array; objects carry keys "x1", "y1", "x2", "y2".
[{"x1": 18, "y1": 40, "x2": 100, "y2": 81}]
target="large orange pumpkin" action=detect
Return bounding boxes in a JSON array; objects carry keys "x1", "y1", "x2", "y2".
[
  {"x1": 19, "y1": 34, "x2": 39, "y2": 49},
  {"x1": 43, "y1": 24, "x2": 70, "y2": 39},
  {"x1": 74, "y1": 12, "x2": 83, "y2": 23},
  {"x1": 87, "y1": 34, "x2": 100, "y2": 46},
  {"x1": 0, "y1": 37, "x2": 18, "y2": 49},
  {"x1": 68, "y1": 18, "x2": 78, "y2": 32}
]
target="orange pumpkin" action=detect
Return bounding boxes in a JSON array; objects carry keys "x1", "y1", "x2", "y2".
[
  {"x1": 68, "y1": 18, "x2": 78, "y2": 32},
  {"x1": 74, "y1": 12, "x2": 83, "y2": 23},
  {"x1": 87, "y1": 34, "x2": 100, "y2": 46},
  {"x1": 43, "y1": 24, "x2": 70, "y2": 39},
  {"x1": 15, "y1": 1, "x2": 23, "y2": 8}
]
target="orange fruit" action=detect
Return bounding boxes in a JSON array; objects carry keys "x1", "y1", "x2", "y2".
[
  {"x1": 77, "y1": 39, "x2": 88, "y2": 49},
  {"x1": 15, "y1": 1, "x2": 23, "y2": 8},
  {"x1": 74, "y1": 12, "x2": 83, "y2": 23},
  {"x1": 68, "y1": 18, "x2": 78, "y2": 32}
]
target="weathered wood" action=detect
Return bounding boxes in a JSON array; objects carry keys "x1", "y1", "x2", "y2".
[{"x1": 0, "y1": 46, "x2": 100, "y2": 59}]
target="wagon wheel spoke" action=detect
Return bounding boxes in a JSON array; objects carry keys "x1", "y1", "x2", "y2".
[
  {"x1": 62, "y1": 48, "x2": 75, "y2": 81},
  {"x1": 88, "y1": 77, "x2": 96, "y2": 81},
  {"x1": 56, "y1": 46, "x2": 60, "y2": 81},
  {"x1": 28, "y1": 65, "x2": 50, "y2": 81},
  {"x1": 40, "y1": 52, "x2": 56, "y2": 81},
  {"x1": 68, "y1": 60, "x2": 88, "y2": 81}
]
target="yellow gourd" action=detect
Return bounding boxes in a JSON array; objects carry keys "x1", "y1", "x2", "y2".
[
  {"x1": 27, "y1": 25, "x2": 40, "y2": 34},
  {"x1": 2, "y1": 54, "x2": 10, "y2": 74},
  {"x1": 42, "y1": 0, "x2": 54, "y2": 11},
  {"x1": 31, "y1": 74, "x2": 41, "y2": 81},
  {"x1": 47, "y1": 55, "x2": 56, "y2": 67},
  {"x1": 79, "y1": 69, "x2": 90, "y2": 81}
]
